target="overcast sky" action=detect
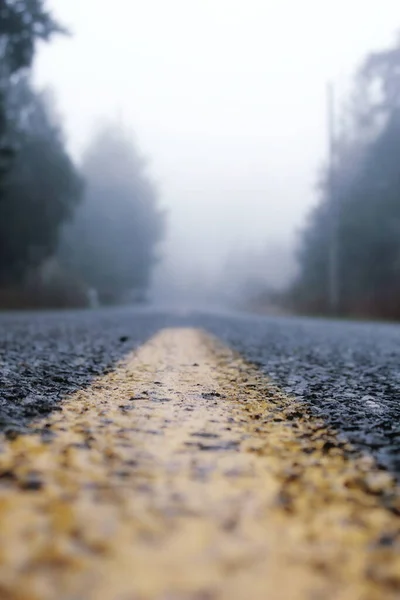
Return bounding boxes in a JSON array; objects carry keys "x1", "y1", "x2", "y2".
[{"x1": 35, "y1": 0, "x2": 400, "y2": 297}]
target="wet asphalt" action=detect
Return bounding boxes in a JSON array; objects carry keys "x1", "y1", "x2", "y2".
[{"x1": 0, "y1": 306, "x2": 400, "y2": 479}]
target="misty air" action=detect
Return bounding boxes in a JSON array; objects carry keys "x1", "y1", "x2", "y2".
[{"x1": 0, "y1": 1, "x2": 400, "y2": 599}]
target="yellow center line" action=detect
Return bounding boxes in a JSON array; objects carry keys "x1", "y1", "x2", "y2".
[{"x1": 0, "y1": 328, "x2": 399, "y2": 600}]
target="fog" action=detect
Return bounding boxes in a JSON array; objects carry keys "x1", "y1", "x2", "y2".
[{"x1": 33, "y1": 0, "x2": 400, "y2": 307}]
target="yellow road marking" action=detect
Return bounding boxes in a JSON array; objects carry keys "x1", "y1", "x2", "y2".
[{"x1": 0, "y1": 327, "x2": 399, "y2": 599}]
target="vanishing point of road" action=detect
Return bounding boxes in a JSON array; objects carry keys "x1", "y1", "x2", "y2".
[{"x1": 0, "y1": 306, "x2": 399, "y2": 600}]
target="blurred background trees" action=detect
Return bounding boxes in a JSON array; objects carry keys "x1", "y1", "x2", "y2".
[
  {"x1": 292, "y1": 35, "x2": 400, "y2": 320},
  {"x1": 0, "y1": 0, "x2": 64, "y2": 173},
  {"x1": 0, "y1": 1, "x2": 165, "y2": 309},
  {"x1": 2, "y1": 0, "x2": 400, "y2": 319},
  {"x1": 0, "y1": 78, "x2": 82, "y2": 285},
  {"x1": 58, "y1": 124, "x2": 165, "y2": 305}
]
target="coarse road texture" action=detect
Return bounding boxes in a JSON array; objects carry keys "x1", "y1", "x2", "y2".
[{"x1": 0, "y1": 308, "x2": 399, "y2": 600}]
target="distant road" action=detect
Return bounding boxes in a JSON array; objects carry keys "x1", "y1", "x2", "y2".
[{"x1": 0, "y1": 307, "x2": 399, "y2": 599}]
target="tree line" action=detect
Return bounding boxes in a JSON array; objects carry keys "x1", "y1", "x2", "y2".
[
  {"x1": 292, "y1": 35, "x2": 400, "y2": 320},
  {"x1": 0, "y1": 1, "x2": 165, "y2": 308}
]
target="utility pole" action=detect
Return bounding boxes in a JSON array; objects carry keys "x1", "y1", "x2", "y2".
[{"x1": 327, "y1": 82, "x2": 339, "y2": 314}]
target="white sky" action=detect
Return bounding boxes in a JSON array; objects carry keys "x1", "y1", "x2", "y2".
[{"x1": 35, "y1": 0, "x2": 400, "y2": 296}]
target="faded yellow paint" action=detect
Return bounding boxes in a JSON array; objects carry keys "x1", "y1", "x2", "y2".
[{"x1": 0, "y1": 328, "x2": 399, "y2": 600}]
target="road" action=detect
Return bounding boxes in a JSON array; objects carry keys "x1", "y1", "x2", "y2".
[{"x1": 0, "y1": 306, "x2": 399, "y2": 599}]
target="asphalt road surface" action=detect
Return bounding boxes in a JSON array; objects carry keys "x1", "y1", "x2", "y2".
[{"x1": 0, "y1": 306, "x2": 399, "y2": 599}]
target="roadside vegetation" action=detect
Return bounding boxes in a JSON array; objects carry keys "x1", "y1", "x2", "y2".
[
  {"x1": 290, "y1": 35, "x2": 400, "y2": 320},
  {"x1": 0, "y1": 1, "x2": 165, "y2": 310}
]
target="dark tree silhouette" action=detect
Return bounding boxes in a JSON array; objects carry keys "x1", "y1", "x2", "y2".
[
  {"x1": 0, "y1": 0, "x2": 65, "y2": 171},
  {"x1": 0, "y1": 78, "x2": 82, "y2": 284},
  {"x1": 294, "y1": 36, "x2": 400, "y2": 319}
]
